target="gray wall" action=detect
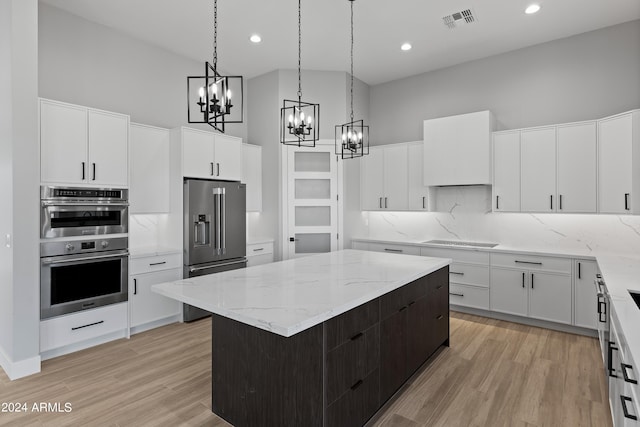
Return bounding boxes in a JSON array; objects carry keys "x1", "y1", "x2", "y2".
[
  {"x1": 38, "y1": 3, "x2": 247, "y2": 139},
  {"x1": 369, "y1": 20, "x2": 640, "y2": 145},
  {"x1": 0, "y1": 0, "x2": 40, "y2": 378}
]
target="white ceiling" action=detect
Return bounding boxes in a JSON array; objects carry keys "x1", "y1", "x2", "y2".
[{"x1": 41, "y1": 0, "x2": 640, "y2": 85}]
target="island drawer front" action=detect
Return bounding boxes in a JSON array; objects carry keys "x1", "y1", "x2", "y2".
[
  {"x1": 129, "y1": 253, "x2": 182, "y2": 275},
  {"x1": 421, "y1": 247, "x2": 489, "y2": 265},
  {"x1": 448, "y1": 263, "x2": 490, "y2": 288},
  {"x1": 380, "y1": 276, "x2": 429, "y2": 320},
  {"x1": 426, "y1": 266, "x2": 449, "y2": 295},
  {"x1": 40, "y1": 303, "x2": 128, "y2": 352},
  {"x1": 491, "y1": 253, "x2": 571, "y2": 274},
  {"x1": 367, "y1": 243, "x2": 420, "y2": 256},
  {"x1": 449, "y1": 284, "x2": 490, "y2": 310},
  {"x1": 325, "y1": 368, "x2": 379, "y2": 427},
  {"x1": 325, "y1": 299, "x2": 379, "y2": 351},
  {"x1": 326, "y1": 324, "x2": 379, "y2": 405}
]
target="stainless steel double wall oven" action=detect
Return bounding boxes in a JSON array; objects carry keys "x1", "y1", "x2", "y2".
[{"x1": 40, "y1": 186, "x2": 129, "y2": 319}]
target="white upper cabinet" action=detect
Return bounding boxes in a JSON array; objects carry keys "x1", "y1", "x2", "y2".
[
  {"x1": 492, "y1": 131, "x2": 520, "y2": 212},
  {"x1": 361, "y1": 144, "x2": 408, "y2": 210},
  {"x1": 557, "y1": 122, "x2": 597, "y2": 213},
  {"x1": 181, "y1": 127, "x2": 242, "y2": 181},
  {"x1": 129, "y1": 124, "x2": 170, "y2": 214},
  {"x1": 40, "y1": 99, "x2": 129, "y2": 186},
  {"x1": 520, "y1": 127, "x2": 556, "y2": 212},
  {"x1": 242, "y1": 143, "x2": 262, "y2": 212},
  {"x1": 423, "y1": 110, "x2": 493, "y2": 186},
  {"x1": 407, "y1": 142, "x2": 429, "y2": 210},
  {"x1": 88, "y1": 110, "x2": 129, "y2": 187},
  {"x1": 598, "y1": 111, "x2": 640, "y2": 214}
]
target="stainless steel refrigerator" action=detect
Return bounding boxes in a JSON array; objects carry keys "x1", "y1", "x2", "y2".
[{"x1": 183, "y1": 179, "x2": 247, "y2": 322}]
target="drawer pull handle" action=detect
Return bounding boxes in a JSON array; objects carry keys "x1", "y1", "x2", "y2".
[
  {"x1": 399, "y1": 306, "x2": 408, "y2": 312},
  {"x1": 253, "y1": 248, "x2": 264, "y2": 252},
  {"x1": 149, "y1": 261, "x2": 167, "y2": 266},
  {"x1": 449, "y1": 292, "x2": 464, "y2": 297},
  {"x1": 82, "y1": 302, "x2": 95, "y2": 308},
  {"x1": 515, "y1": 260, "x2": 542, "y2": 265},
  {"x1": 384, "y1": 248, "x2": 403, "y2": 253},
  {"x1": 350, "y1": 379, "x2": 363, "y2": 391},
  {"x1": 621, "y1": 396, "x2": 638, "y2": 421},
  {"x1": 408, "y1": 301, "x2": 415, "y2": 306},
  {"x1": 450, "y1": 272, "x2": 464, "y2": 276},
  {"x1": 71, "y1": 320, "x2": 104, "y2": 331},
  {"x1": 134, "y1": 278, "x2": 137, "y2": 295},
  {"x1": 350, "y1": 332, "x2": 363, "y2": 341},
  {"x1": 436, "y1": 285, "x2": 443, "y2": 290},
  {"x1": 622, "y1": 364, "x2": 638, "y2": 384},
  {"x1": 436, "y1": 315, "x2": 444, "y2": 320}
]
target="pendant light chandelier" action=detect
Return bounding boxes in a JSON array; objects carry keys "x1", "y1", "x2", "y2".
[
  {"x1": 335, "y1": 0, "x2": 369, "y2": 159},
  {"x1": 187, "y1": 0, "x2": 243, "y2": 133},
  {"x1": 280, "y1": 0, "x2": 320, "y2": 147}
]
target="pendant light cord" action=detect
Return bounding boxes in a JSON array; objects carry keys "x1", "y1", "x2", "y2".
[
  {"x1": 350, "y1": 0, "x2": 354, "y2": 122},
  {"x1": 298, "y1": 0, "x2": 302, "y2": 101},
  {"x1": 213, "y1": 0, "x2": 218, "y2": 70}
]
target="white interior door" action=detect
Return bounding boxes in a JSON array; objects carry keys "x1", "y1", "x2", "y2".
[{"x1": 285, "y1": 143, "x2": 339, "y2": 259}]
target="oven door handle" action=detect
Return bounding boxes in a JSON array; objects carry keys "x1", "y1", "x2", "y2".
[
  {"x1": 41, "y1": 201, "x2": 129, "y2": 207},
  {"x1": 42, "y1": 251, "x2": 129, "y2": 265}
]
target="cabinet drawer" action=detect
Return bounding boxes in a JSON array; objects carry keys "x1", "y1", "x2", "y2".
[
  {"x1": 325, "y1": 368, "x2": 379, "y2": 427},
  {"x1": 368, "y1": 242, "x2": 420, "y2": 256},
  {"x1": 490, "y1": 253, "x2": 572, "y2": 274},
  {"x1": 246, "y1": 241, "x2": 274, "y2": 256},
  {"x1": 380, "y1": 276, "x2": 428, "y2": 320},
  {"x1": 326, "y1": 324, "x2": 379, "y2": 405},
  {"x1": 448, "y1": 263, "x2": 489, "y2": 287},
  {"x1": 40, "y1": 303, "x2": 128, "y2": 352},
  {"x1": 246, "y1": 253, "x2": 274, "y2": 267},
  {"x1": 449, "y1": 284, "x2": 490, "y2": 310},
  {"x1": 325, "y1": 299, "x2": 379, "y2": 351},
  {"x1": 129, "y1": 253, "x2": 182, "y2": 275},
  {"x1": 421, "y1": 247, "x2": 489, "y2": 265}
]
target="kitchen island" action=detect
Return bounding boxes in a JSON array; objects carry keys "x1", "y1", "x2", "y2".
[{"x1": 152, "y1": 249, "x2": 451, "y2": 426}]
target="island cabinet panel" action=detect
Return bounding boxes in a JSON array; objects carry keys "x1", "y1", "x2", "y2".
[
  {"x1": 211, "y1": 315, "x2": 324, "y2": 427},
  {"x1": 326, "y1": 369, "x2": 380, "y2": 427},
  {"x1": 325, "y1": 299, "x2": 379, "y2": 351}
]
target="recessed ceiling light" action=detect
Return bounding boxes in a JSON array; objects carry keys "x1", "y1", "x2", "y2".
[
  {"x1": 401, "y1": 43, "x2": 412, "y2": 51},
  {"x1": 249, "y1": 34, "x2": 262, "y2": 43},
  {"x1": 525, "y1": 4, "x2": 541, "y2": 14}
]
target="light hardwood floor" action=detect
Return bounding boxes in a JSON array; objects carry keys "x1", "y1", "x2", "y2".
[{"x1": 0, "y1": 312, "x2": 611, "y2": 427}]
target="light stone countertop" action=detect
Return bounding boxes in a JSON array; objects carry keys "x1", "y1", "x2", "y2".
[
  {"x1": 129, "y1": 246, "x2": 182, "y2": 259},
  {"x1": 152, "y1": 249, "x2": 451, "y2": 337}
]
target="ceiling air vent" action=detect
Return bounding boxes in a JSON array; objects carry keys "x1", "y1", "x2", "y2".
[{"x1": 443, "y1": 9, "x2": 476, "y2": 29}]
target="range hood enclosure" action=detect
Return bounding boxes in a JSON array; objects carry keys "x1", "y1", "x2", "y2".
[{"x1": 423, "y1": 110, "x2": 494, "y2": 186}]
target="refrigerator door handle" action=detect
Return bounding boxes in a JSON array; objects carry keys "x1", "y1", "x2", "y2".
[
  {"x1": 213, "y1": 188, "x2": 223, "y2": 256},
  {"x1": 221, "y1": 188, "x2": 226, "y2": 255}
]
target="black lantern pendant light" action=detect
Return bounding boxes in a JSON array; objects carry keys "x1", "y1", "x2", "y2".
[
  {"x1": 281, "y1": 0, "x2": 320, "y2": 147},
  {"x1": 335, "y1": 0, "x2": 369, "y2": 159},
  {"x1": 187, "y1": 0, "x2": 243, "y2": 133}
]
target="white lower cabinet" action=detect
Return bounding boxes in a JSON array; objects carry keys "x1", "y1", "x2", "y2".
[
  {"x1": 352, "y1": 241, "x2": 369, "y2": 251},
  {"x1": 130, "y1": 269, "x2": 182, "y2": 331},
  {"x1": 40, "y1": 302, "x2": 128, "y2": 354},
  {"x1": 367, "y1": 242, "x2": 420, "y2": 256},
  {"x1": 490, "y1": 268, "x2": 529, "y2": 317},
  {"x1": 574, "y1": 259, "x2": 599, "y2": 329},
  {"x1": 449, "y1": 284, "x2": 490, "y2": 310},
  {"x1": 246, "y1": 241, "x2": 274, "y2": 267}
]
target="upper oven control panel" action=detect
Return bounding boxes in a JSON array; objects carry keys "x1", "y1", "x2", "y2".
[{"x1": 41, "y1": 186, "x2": 128, "y2": 202}]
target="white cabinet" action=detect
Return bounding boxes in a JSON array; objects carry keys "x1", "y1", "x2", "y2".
[
  {"x1": 40, "y1": 99, "x2": 129, "y2": 186},
  {"x1": 180, "y1": 127, "x2": 242, "y2": 181},
  {"x1": 520, "y1": 127, "x2": 556, "y2": 212},
  {"x1": 492, "y1": 131, "x2": 520, "y2": 212},
  {"x1": 246, "y1": 241, "x2": 274, "y2": 267},
  {"x1": 407, "y1": 142, "x2": 429, "y2": 210},
  {"x1": 574, "y1": 259, "x2": 598, "y2": 330},
  {"x1": 242, "y1": 144, "x2": 262, "y2": 212},
  {"x1": 360, "y1": 144, "x2": 408, "y2": 210},
  {"x1": 129, "y1": 124, "x2": 170, "y2": 214},
  {"x1": 129, "y1": 252, "x2": 182, "y2": 333},
  {"x1": 423, "y1": 110, "x2": 493, "y2": 186},
  {"x1": 367, "y1": 242, "x2": 419, "y2": 256},
  {"x1": 490, "y1": 253, "x2": 572, "y2": 324},
  {"x1": 598, "y1": 111, "x2": 640, "y2": 214},
  {"x1": 557, "y1": 122, "x2": 597, "y2": 213}
]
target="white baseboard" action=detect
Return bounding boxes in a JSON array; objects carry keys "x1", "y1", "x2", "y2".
[
  {"x1": 0, "y1": 346, "x2": 41, "y2": 380},
  {"x1": 451, "y1": 305, "x2": 598, "y2": 337}
]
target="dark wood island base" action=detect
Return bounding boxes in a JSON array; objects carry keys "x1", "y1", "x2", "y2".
[{"x1": 211, "y1": 266, "x2": 449, "y2": 426}]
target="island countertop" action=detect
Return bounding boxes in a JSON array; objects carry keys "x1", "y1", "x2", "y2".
[{"x1": 152, "y1": 249, "x2": 451, "y2": 337}]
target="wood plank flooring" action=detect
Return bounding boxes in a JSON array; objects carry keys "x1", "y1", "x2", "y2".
[{"x1": 0, "y1": 312, "x2": 611, "y2": 427}]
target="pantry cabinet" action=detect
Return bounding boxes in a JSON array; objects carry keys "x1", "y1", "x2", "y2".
[
  {"x1": 180, "y1": 127, "x2": 242, "y2": 181},
  {"x1": 40, "y1": 99, "x2": 129, "y2": 186},
  {"x1": 598, "y1": 111, "x2": 640, "y2": 214},
  {"x1": 520, "y1": 127, "x2": 556, "y2": 212},
  {"x1": 492, "y1": 131, "x2": 520, "y2": 212},
  {"x1": 361, "y1": 145, "x2": 408, "y2": 210}
]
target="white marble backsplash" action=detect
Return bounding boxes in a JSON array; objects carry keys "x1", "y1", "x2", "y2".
[
  {"x1": 129, "y1": 214, "x2": 176, "y2": 251},
  {"x1": 364, "y1": 186, "x2": 640, "y2": 257}
]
